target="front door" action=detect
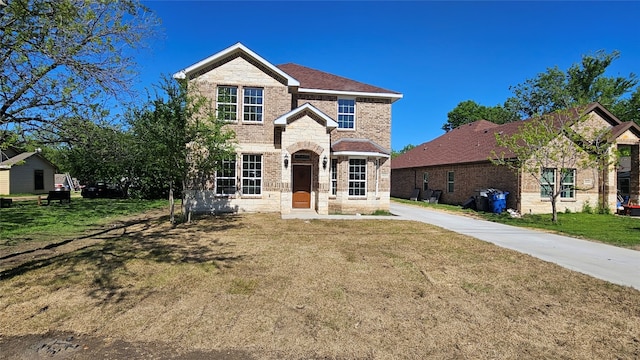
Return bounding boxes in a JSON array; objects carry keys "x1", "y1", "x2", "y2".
[{"x1": 292, "y1": 165, "x2": 311, "y2": 208}]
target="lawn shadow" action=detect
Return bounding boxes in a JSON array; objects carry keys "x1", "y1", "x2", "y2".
[{"x1": 0, "y1": 212, "x2": 245, "y2": 304}]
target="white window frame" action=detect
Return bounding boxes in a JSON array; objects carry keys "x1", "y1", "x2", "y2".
[
  {"x1": 348, "y1": 158, "x2": 366, "y2": 197},
  {"x1": 330, "y1": 158, "x2": 337, "y2": 196},
  {"x1": 541, "y1": 168, "x2": 555, "y2": 199},
  {"x1": 243, "y1": 87, "x2": 263, "y2": 123},
  {"x1": 215, "y1": 158, "x2": 236, "y2": 196},
  {"x1": 560, "y1": 168, "x2": 576, "y2": 199},
  {"x1": 216, "y1": 86, "x2": 238, "y2": 121},
  {"x1": 242, "y1": 154, "x2": 262, "y2": 196},
  {"x1": 337, "y1": 98, "x2": 355, "y2": 130}
]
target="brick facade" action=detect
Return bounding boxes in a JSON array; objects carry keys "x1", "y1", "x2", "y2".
[{"x1": 177, "y1": 43, "x2": 401, "y2": 215}]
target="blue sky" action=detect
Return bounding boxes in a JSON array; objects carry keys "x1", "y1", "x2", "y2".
[{"x1": 135, "y1": 1, "x2": 640, "y2": 151}]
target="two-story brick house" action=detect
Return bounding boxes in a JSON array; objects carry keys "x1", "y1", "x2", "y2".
[{"x1": 173, "y1": 43, "x2": 402, "y2": 215}]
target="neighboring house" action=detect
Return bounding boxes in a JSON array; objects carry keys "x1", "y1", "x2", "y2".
[
  {"x1": 391, "y1": 103, "x2": 640, "y2": 214},
  {"x1": 173, "y1": 43, "x2": 402, "y2": 215},
  {"x1": 0, "y1": 147, "x2": 57, "y2": 195}
]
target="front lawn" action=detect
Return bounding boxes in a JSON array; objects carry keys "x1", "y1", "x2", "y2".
[
  {"x1": 0, "y1": 212, "x2": 638, "y2": 359},
  {"x1": 0, "y1": 198, "x2": 168, "y2": 246}
]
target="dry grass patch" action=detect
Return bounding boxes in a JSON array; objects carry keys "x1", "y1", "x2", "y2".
[{"x1": 0, "y1": 212, "x2": 639, "y2": 359}]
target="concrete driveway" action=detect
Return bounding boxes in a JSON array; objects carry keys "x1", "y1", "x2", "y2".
[{"x1": 390, "y1": 202, "x2": 640, "y2": 291}]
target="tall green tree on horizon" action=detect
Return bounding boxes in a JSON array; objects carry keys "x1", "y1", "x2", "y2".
[
  {"x1": 442, "y1": 50, "x2": 640, "y2": 131},
  {"x1": 442, "y1": 100, "x2": 516, "y2": 132},
  {"x1": 505, "y1": 50, "x2": 639, "y2": 122}
]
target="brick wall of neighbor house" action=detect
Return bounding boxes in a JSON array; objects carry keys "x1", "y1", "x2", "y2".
[
  {"x1": 519, "y1": 165, "x2": 600, "y2": 214},
  {"x1": 391, "y1": 162, "x2": 519, "y2": 209}
]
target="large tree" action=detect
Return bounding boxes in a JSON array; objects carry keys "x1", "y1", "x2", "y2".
[
  {"x1": 0, "y1": 0, "x2": 157, "y2": 146},
  {"x1": 505, "y1": 50, "x2": 639, "y2": 122},
  {"x1": 128, "y1": 77, "x2": 236, "y2": 223},
  {"x1": 57, "y1": 120, "x2": 138, "y2": 194},
  {"x1": 442, "y1": 100, "x2": 516, "y2": 132}
]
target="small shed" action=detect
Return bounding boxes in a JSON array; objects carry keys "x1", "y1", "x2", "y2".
[{"x1": 0, "y1": 148, "x2": 57, "y2": 194}]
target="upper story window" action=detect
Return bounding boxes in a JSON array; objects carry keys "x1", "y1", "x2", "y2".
[
  {"x1": 217, "y1": 86, "x2": 238, "y2": 121},
  {"x1": 243, "y1": 88, "x2": 263, "y2": 122},
  {"x1": 337, "y1": 98, "x2": 355, "y2": 129}
]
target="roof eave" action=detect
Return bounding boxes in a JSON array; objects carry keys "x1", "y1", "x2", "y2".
[
  {"x1": 298, "y1": 88, "x2": 403, "y2": 103},
  {"x1": 333, "y1": 151, "x2": 390, "y2": 158},
  {"x1": 172, "y1": 42, "x2": 301, "y2": 87}
]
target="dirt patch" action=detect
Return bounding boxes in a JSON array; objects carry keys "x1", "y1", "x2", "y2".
[
  {"x1": 0, "y1": 331, "x2": 253, "y2": 359},
  {"x1": 1, "y1": 211, "x2": 639, "y2": 359}
]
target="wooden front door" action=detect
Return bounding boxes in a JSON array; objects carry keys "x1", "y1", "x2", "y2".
[{"x1": 292, "y1": 165, "x2": 311, "y2": 208}]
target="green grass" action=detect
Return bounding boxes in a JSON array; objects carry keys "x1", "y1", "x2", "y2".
[
  {"x1": 0, "y1": 198, "x2": 168, "y2": 246},
  {"x1": 481, "y1": 212, "x2": 640, "y2": 247},
  {"x1": 392, "y1": 198, "x2": 640, "y2": 247}
]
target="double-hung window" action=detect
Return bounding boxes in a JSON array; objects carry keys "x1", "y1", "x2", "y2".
[
  {"x1": 216, "y1": 158, "x2": 236, "y2": 196},
  {"x1": 242, "y1": 154, "x2": 262, "y2": 195},
  {"x1": 447, "y1": 171, "x2": 454, "y2": 193},
  {"x1": 243, "y1": 88, "x2": 263, "y2": 122},
  {"x1": 337, "y1": 98, "x2": 355, "y2": 129},
  {"x1": 217, "y1": 86, "x2": 238, "y2": 121},
  {"x1": 348, "y1": 158, "x2": 366, "y2": 196},
  {"x1": 541, "y1": 168, "x2": 555, "y2": 198},
  {"x1": 560, "y1": 168, "x2": 576, "y2": 199},
  {"x1": 423, "y1": 172, "x2": 429, "y2": 191},
  {"x1": 330, "y1": 159, "x2": 338, "y2": 196}
]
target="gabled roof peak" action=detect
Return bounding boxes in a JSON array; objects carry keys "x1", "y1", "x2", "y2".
[
  {"x1": 173, "y1": 42, "x2": 300, "y2": 87},
  {"x1": 273, "y1": 103, "x2": 338, "y2": 129}
]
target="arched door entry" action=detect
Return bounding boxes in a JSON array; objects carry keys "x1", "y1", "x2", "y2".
[{"x1": 292, "y1": 165, "x2": 311, "y2": 208}]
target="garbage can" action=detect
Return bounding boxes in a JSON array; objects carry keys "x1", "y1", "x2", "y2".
[
  {"x1": 475, "y1": 189, "x2": 490, "y2": 212},
  {"x1": 488, "y1": 191, "x2": 509, "y2": 214}
]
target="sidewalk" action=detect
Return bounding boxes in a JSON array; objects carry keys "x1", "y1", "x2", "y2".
[{"x1": 390, "y1": 202, "x2": 640, "y2": 290}]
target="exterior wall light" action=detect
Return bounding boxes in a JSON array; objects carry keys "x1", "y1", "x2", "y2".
[
  {"x1": 284, "y1": 153, "x2": 289, "y2": 169},
  {"x1": 322, "y1": 155, "x2": 328, "y2": 169}
]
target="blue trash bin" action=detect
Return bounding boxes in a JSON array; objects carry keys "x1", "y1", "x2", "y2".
[{"x1": 488, "y1": 191, "x2": 509, "y2": 214}]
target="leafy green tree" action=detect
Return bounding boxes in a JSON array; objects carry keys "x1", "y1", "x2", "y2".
[
  {"x1": 505, "y1": 50, "x2": 639, "y2": 122},
  {"x1": 0, "y1": 0, "x2": 158, "y2": 147},
  {"x1": 391, "y1": 144, "x2": 416, "y2": 158},
  {"x1": 492, "y1": 108, "x2": 614, "y2": 223},
  {"x1": 56, "y1": 120, "x2": 138, "y2": 194},
  {"x1": 128, "y1": 77, "x2": 236, "y2": 223},
  {"x1": 442, "y1": 100, "x2": 516, "y2": 132}
]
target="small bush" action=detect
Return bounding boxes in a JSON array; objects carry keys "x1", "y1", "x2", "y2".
[{"x1": 582, "y1": 201, "x2": 593, "y2": 214}]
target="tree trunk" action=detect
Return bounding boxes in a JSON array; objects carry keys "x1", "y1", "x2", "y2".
[
  {"x1": 551, "y1": 197, "x2": 558, "y2": 223},
  {"x1": 169, "y1": 182, "x2": 175, "y2": 224}
]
